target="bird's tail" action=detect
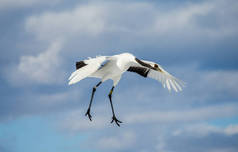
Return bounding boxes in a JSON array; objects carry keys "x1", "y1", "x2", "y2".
[{"x1": 68, "y1": 56, "x2": 107, "y2": 85}]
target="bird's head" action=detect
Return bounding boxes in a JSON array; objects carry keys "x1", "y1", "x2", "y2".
[{"x1": 152, "y1": 63, "x2": 163, "y2": 72}]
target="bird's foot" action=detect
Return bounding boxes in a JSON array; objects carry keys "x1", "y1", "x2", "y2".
[
  {"x1": 111, "y1": 115, "x2": 122, "y2": 127},
  {"x1": 85, "y1": 108, "x2": 92, "y2": 121}
]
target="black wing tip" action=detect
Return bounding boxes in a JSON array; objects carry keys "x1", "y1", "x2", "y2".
[{"x1": 76, "y1": 61, "x2": 87, "y2": 70}]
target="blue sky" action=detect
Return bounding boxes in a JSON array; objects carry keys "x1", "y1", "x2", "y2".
[{"x1": 0, "y1": 0, "x2": 238, "y2": 152}]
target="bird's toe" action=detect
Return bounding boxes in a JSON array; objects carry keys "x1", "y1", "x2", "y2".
[
  {"x1": 85, "y1": 109, "x2": 92, "y2": 121},
  {"x1": 111, "y1": 116, "x2": 122, "y2": 127}
]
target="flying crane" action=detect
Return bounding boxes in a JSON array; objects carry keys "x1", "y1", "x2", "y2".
[{"x1": 68, "y1": 53, "x2": 184, "y2": 126}]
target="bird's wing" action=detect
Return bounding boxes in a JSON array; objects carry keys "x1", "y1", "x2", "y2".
[
  {"x1": 68, "y1": 56, "x2": 107, "y2": 85},
  {"x1": 147, "y1": 65, "x2": 185, "y2": 92},
  {"x1": 127, "y1": 64, "x2": 184, "y2": 92}
]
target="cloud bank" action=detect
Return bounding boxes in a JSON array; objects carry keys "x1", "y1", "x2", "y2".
[{"x1": 0, "y1": 0, "x2": 238, "y2": 152}]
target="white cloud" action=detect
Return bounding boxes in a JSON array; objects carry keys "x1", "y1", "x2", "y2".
[
  {"x1": 172, "y1": 123, "x2": 238, "y2": 137},
  {"x1": 172, "y1": 123, "x2": 222, "y2": 137},
  {"x1": 154, "y1": 0, "x2": 238, "y2": 38},
  {"x1": 60, "y1": 108, "x2": 109, "y2": 131},
  {"x1": 34, "y1": 90, "x2": 76, "y2": 107},
  {"x1": 182, "y1": 68, "x2": 238, "y2": 104},
  {"x1": 203, "y1": 70, "x2": 238, "y2": 95},
  {"x1": 96, "y1": 131, "x2": 136, "y2": 150},
  {"x1": 8, "y1": 40, "x2": 65, "y2": 85},
  {"x1": 24, "y1": 0, "x2": 238, "y2": 43},
  {"x1": 124, "y1": 104, "x2": 238, "y2": 124},
  {"x1": 225, "y1": 125, "x2": 238, "y2": 136},
  {"x1": 19, "y1": 41, "x2": 63, "y2": 84},
  {"x1": 154, "y1": 123, "x2": 238, "y2": 152},
  {"x1": 25, "y1": 4, "x2": 106, "y2": 41},
  {"x1": 154, "y1": 1, "x2": 214, "y2": 34}
]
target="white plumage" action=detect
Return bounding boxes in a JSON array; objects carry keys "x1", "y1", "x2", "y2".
[
  {"x1": 68, "y1": 53, "x2": 185, "y2": 126},
  {"x1": 68, "y1": 56, "x2": 107, "y2": 85},
  {"x1": 68, "y1": 53, "x2": 184, "y2": 92}
]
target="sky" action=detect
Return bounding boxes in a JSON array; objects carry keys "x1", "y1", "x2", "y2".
[{"x1": 0, "y1": 0, "x2": 238, "y2": 151}]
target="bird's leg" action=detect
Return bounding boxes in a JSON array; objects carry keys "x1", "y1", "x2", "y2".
[
  {"x1": 85, "y1": 81, "x2": 102, "y2": 121},
  {"x1": 108, "y1": 86, "x2": 122, "y2": 127}
]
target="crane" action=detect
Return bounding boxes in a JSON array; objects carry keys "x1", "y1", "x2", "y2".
[{"x1": 68, "y1": 53, "x2": 184, "y2": 126}]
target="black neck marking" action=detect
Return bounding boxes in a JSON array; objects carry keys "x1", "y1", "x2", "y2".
[{"x1": 135, "y1": 58, "x2": 156, "y2": 70}]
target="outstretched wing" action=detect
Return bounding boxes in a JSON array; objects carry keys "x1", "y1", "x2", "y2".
[
  {"x1": 127, "y1": 62, "x2": 184, "y2": 92},
  {"x1": 68, "y1": 56, "x2": 107, "y2": 85},
  {"x1": 147, "y1": 65, "x2": 185, "y2": 92}
]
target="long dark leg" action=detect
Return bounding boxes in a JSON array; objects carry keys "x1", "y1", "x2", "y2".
[
  {"x1": 85, "y1": 81, "x2": 102, "y2": 121},
  {"x1": 108, "y1": 86, "x2": 122, "y2": 127}
]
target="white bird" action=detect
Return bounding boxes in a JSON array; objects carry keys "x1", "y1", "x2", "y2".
[{"x1": 68, "y1": 53, "x2": 184, "y2": 126}]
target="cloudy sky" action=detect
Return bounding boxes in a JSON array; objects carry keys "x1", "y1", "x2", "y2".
[{"x1": 0, "y1": 0, "x2": 238, "y2": 151}]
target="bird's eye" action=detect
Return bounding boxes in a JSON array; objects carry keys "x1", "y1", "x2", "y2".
[{"x1": 154, "y1": 64, "x2": 158, "y2": 68}]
